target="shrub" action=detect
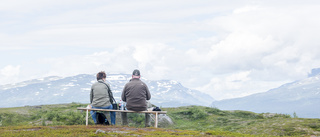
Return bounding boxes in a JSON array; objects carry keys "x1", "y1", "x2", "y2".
[
  {"x1": 232, "y1": 111, "x2": 262, "y2": 119},
  {"x1": 0, "y1": 113, "x2": 28, "y2": 126},
  {"x1": 205, "y1": 107, "x2": 227, "y2": 116},
  {"x1": 175, "y1": 106, "x2": 208, "y2": 120},
  {"x1": 46, "y1": 111, "x2": 60, "y2": 121},
  {"x1": 190, "y1": 107, "x2": 208, "y2": 119},
  {"x1": 128, "y1": 113, "x2": 145, "y2": 127},
  {"x1": 64, "y1": 111, "x2": 86, "y2": 125},
  {"x1": 307, "y1": 122, "x2": 320, "y2": 131}
]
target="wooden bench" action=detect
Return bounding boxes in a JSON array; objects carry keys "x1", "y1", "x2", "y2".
[{"x1": 77, "y1": 107, "x2": 167, "y2": 128}]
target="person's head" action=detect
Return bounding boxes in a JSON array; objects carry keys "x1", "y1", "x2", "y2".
[
  {"x1": 96, "y1": 71, "x2": 106, "y2": 81},
  {"x1": 132, "y1": 69, "x2": 140, "y2": 79}
]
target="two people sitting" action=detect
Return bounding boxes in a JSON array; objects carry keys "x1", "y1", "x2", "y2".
[{"x1": 89, "y1": 69, "x2": 151, "y2": 125}]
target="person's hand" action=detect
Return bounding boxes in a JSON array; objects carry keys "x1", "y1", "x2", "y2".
[{"x1": 87, "y1": 104, "x2": 92, "y2": 109}]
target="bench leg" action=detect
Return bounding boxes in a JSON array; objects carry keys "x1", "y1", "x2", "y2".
[
  {"x1": 154, "y1": 112, "x2": 158, "y2": 128},
  {"x1": 145, "y1": 113, "x2": 151, "y2": 127},
  {"x1": 121, "y1": 112, "x2": 128, "y2": 126},
  {"x1": 86, "y1": 109, "x2": 89, "y2": 126}
]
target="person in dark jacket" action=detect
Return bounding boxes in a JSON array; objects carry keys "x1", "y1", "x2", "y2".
[
  {"x1": 121, "y1": 69, "x2": 152, "y2": 126},
  {"x1": 90, "y1": 71, "x2": 116, "y2": 125},
  {"x1": 121, "y1": 69, "x2": 151, "y2": 111}
]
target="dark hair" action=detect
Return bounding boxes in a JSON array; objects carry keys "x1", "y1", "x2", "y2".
[{"x1": 96, "y1": 71, "x2": 106, "y2": 81}]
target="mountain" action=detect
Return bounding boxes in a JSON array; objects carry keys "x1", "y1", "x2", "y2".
[
  {"x1": 212, "y1": 73, "x2": 320, "y2": 118},
  {"x1": 0, "y1": 74, "x2": 214, "y2": 108}
]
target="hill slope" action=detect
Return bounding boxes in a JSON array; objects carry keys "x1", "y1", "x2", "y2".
[{"x1": 212, "y1": 74, "x2": 320, "y2": 118}]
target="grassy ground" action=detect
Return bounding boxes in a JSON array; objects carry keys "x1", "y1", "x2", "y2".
[
  {"x1": 0, "y1": 125, "x2": 259, "y2": 137},
  {"x1": 1, "y1": 103, "x2": 320, "y2": 136}
]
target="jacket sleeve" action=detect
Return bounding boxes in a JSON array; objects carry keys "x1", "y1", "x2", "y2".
[
  {"x1": 145, "y1": 84, "x2": 151, "y2": 100},
  {"x1": 121, "y1": 84, "x2": 127, "y2": 102}
]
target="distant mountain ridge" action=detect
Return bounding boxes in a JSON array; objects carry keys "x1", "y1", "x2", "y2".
[
  {"x1": 0, "y1": 74, "x2": 214, "y2": 108},
  {"x1": 212, "y1": 73, "x2": 320, "y2": 118}
]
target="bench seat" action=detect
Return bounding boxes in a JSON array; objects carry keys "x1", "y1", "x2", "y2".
[{"x1": 77, "y1": 107, "x2": 167, "y2": 128}]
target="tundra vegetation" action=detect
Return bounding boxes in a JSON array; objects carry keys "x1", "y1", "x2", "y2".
[{"x1": 0, "y1": 103, "x2": 319, "y2": 136}]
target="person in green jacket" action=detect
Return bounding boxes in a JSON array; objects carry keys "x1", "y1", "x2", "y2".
[{"x1": 90, "y1": 71, "x2": 116, "y2": 125}]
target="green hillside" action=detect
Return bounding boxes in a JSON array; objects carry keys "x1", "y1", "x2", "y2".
[
  {"x1": 166, "y1": 106, "x2": 320, "y2": 136},
  {"x1": 0, "y1": 103, "x2": 319, "y2": 136}
]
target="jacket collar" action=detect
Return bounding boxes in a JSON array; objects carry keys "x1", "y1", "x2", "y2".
[
  {"x1": 130, "y1": 78, "x2": 140, "y2": 81},
  {"x1": 98, "y1": 79, "x2": 105, "y2": 83}
]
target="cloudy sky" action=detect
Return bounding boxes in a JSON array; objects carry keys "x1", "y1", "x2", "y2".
[{"x1": 1, "y1": 0, "x2": 320, "y2": 100}]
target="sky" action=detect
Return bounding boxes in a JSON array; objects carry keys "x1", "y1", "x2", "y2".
[{"x1": 1, "y1": 0, "x2": 320, "y2": 100}]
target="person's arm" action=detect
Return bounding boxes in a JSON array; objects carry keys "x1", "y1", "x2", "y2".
[
  {"x1": 121, "y1": 84, "x2": 127, "y2": 102},
  {"x1": 145, "y1": 84, "x2": 151, "y2": 100}
]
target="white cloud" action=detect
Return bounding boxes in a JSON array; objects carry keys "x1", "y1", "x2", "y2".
[
  {"x1": 197, "y1": 70, "x2": 290, "y2": 100},
  {"x1": 233, "y1": 6, "x2": 260, "y2": 14},
  {"x1": 37, "y1": 46, "x2": 137, "y2": 77},
  {"x1": 180, "y1": 2, "x2": 320, "y2": 99},
  {"x1": 0, "y1": 65, "x2": 21, "y2": 84},
  {"x1": 133, "y1": 43, "x2": 175, "y2": 79},
  {"x1": 1, "y1": 1, "x2": 320, "y2": 101},
  {"x1": 0, "y1": 0, "x2": 90, "y2": 13},
  {"x1": 0, "y1": 65, "x2": 20, "y2": 77}
]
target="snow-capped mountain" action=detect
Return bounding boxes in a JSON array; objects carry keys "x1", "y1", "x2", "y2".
[
  {"x1": 212, "y1": 72, "x2": 320, "y2": 118},
  {"x1": 0, "y1": 74, "x2": 214, "y2": 108}
]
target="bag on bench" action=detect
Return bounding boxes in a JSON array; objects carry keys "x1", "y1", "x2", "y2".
[
  {"x1": 96, "y1": 112, "x2": 110, "y2": 125},
  {"x1": 152, "y1": 107, "x2": 161, "y2": 111}
]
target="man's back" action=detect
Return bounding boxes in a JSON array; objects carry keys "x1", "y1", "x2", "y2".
[{"x1": 122, "y1": 78, "x2": 151, "y2": 111}]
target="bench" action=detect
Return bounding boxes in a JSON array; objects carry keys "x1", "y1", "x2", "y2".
[{"x1": 77, "y1": 107, "x2": 167, "y2": 128}]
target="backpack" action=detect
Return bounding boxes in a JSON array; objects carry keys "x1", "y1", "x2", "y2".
[
  {"x1": 152, "y1": 107, "x2": 161, "y2": 111},
  {"x1": 96, "y1": 112, "x2": 110, "y2": 125}
]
